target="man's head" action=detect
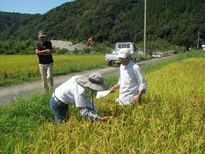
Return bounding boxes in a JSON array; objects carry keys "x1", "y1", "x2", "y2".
[
  {"x1": 117, "y1": 48, "x2": 131, "y2": 59},
  {"x1": 117, "y1": 48, "x2": 131, "y2": 66},
  {"x1": 38, "y1": 31, "x2": 46, "y2": 38},
  {"x1": 76, "y1": 72, "x2": 107, "y2": 91},
  {"x1": 38, "y1": 31, "x2": 46, "y2": 43}
]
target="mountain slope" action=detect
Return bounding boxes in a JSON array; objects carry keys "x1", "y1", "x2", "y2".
[{"x1": 0, "y1": 0, "x2": 205, "y2": 47}]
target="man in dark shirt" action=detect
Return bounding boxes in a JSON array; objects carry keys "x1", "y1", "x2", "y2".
[{"x1": 35, "y1": 31, "x2": 54, "y2": 91}]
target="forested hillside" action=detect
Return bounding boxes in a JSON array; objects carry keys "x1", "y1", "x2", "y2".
[
  {"x1": 0, "y1": 0, "x2": 205, "y2": 48},
  {"x1": 0, "y1": 12, "x2": 40, "y2": 35}
]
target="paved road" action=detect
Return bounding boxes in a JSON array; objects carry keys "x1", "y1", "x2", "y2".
[{"x1": 0, "y1": 56, "x2": 173, "y2": 106}]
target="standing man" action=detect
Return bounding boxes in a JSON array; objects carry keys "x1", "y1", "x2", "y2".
[
  {"x1": 110, "y1": 48, "x2": 147, "y2": 105},
  {"x1": 35, "y1": 31, "x2": 54, "y2": 92}
]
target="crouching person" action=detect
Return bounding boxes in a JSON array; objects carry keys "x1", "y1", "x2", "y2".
[{"x1": 49, "y1": 72, "x2": 109, "y2": 125}]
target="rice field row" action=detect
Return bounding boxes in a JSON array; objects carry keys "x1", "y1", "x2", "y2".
[{"x1": 0, "y1": 54, "x2": 106, "y2": 86}]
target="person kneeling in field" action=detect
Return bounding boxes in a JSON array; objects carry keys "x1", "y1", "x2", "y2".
[
  {"x1": 50, "y1": 72, "x2": 109, "y2": 125},
  {"x1": 109, "y1": 48, "x2": 147, "y2": 105}
]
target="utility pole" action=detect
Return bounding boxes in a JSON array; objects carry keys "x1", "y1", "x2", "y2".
[
  {"x1": 197, "y1": 31, "x2": 200, "y2": 49},
  {"x1": 144, "y1": 0, "x2": 147, "y2": 57},
  {"x1": 197, "y1": 31, "x2": 205, "y2": 49}
]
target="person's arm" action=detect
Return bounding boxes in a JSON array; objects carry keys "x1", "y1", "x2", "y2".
[
  {"x1": 35, "y1": 41, "x2": 53, "y2": 55},
  {"x1": 35, "y1": 48, "x2": 52, "y2": 55},
  {"x1": 109, "y1": 83, "x2": 120, "y2": 93},
  {"x1": 76, "y1": 86, "x2": 110, "y2": 122},
  {"x1": 133, "y1": 90, "x2": 144, "y2": 105},
  {"x1": 134, "y1": 65, "x2": 147, "y2": 105},
  {"x1": 79, "y1": 107, "x2": 109, "y2": 122}
]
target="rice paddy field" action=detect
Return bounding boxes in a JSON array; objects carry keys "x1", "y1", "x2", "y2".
[
  {"x1": 0, "y1": 51, "x2": 205, "y2": 154},
  {"x1": 0, "y1": 54, "x2": 106, "y2": 86}
]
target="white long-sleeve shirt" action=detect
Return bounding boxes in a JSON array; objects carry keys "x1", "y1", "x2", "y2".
[
  {"x1": 54, "y1": 76, "x2": 87, "y2": 107},
  {"x1": 118, "y1": 60, "x2": 147, "y2": 104},
  {"x1": 54, "y1": 76, "x2": 100, "y2": 121}
]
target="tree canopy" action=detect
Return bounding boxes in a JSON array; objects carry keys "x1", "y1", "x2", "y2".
[{"x1": 0, "y1": 0, "x2": 205, "y2": 48}]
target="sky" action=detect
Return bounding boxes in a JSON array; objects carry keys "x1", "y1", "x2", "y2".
[{"x1": 0, "y1": 0, "x2": 74, "y2": 14}]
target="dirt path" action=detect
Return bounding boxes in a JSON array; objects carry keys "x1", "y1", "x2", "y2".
[
  {"x1": 0, "y1": 67, "x2": 119, "y2": 106},
  {"x1": 0, "y1": 56, "x2": 173, "y2": 106}
]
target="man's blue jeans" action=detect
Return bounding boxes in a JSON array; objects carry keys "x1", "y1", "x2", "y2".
[{"x1": 49, "y1": 96, "x2": 69, "y2": 125}]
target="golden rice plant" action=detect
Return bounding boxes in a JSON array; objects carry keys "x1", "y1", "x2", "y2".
[
  {"x1": 12, "y1": 58, "x2": 205, "y2": 154},
  {"x1": 0, "y1": 55, "x2": 38, "y2": 78},
  {"x1": 0, "y1": 54, "x2": 106, "y2": 85}
]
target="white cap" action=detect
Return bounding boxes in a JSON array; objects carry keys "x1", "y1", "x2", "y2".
[{"x1": 117, "y1": 48, "x2": 131, "y2": 58}]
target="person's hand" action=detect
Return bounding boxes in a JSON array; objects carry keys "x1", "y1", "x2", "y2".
[
  {"x1": 133, "y1": 95, "x2": 141, "y2": 105},
  {"x1": 133, "y1": 101, "x2": 141, "y2": 105},
  {"x1": 100, "y1": 116, "x2": 114, "y2": 121},
  {"x1": 45, "y1": 49, "x2": 51, "y2": 55}
]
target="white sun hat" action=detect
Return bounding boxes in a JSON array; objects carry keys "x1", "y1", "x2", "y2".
[{"x1": 76, "y1": 72, "x2": 107, "y2": 91}]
